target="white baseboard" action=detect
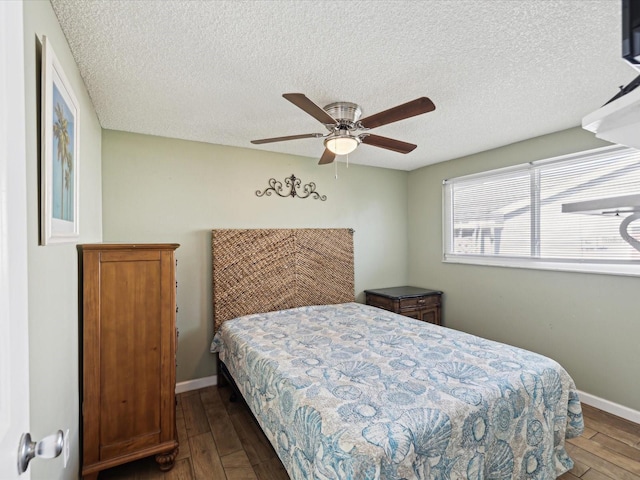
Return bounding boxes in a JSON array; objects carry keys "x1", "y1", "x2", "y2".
[
  {"x1": 175, "y1": 375, "x2": 217, "y2": 394},
  {"x1": 174, "y1": 378, "x2": 639, "y2": 425},
  {"x1": 577, "y1": 389, "x2": 640, "y2": 425}
]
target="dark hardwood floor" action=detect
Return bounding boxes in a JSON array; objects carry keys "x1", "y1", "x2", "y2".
[{"x1": 98, "y1": 385, "x2": 640, "y2": 480}]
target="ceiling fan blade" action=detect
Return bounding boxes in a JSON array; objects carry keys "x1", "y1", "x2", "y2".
[
  {"x1": 361, "y1": 134, "x2": 417, "y2": 154},
  {"x1": 318, "y1": 149, "x2": 336, "y2": 165},
  {"x1": 359, "y1": 97, "x2": 435, "y2": 129},
  {"x1": 251, "y1": 133, "x2": 323, "y2": 145},
  {"x1": 283, "y1": 93, "x2": 337, "y2": 125}
]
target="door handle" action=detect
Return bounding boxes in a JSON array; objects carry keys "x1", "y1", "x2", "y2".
[{"x1": 17, "y1": 430, "x2": 63, "y2": 474}]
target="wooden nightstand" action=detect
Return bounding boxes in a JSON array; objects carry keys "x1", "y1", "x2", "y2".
[{"x1": 365, "y1": 286, "x2": 443, "y2": 325}]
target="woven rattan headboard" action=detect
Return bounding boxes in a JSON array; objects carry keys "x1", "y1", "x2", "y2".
[{"x1": 212, "y1": 228, "x2": 354, "y2": 332}]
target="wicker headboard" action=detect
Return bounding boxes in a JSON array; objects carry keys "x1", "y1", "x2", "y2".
[{"x1": 212, "y1": 228, "x2": 355, "y2": 332}]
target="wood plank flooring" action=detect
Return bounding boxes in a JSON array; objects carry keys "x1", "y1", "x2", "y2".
[{"x1": 98, "y1": 386, "x2": 640, "y2": 480}]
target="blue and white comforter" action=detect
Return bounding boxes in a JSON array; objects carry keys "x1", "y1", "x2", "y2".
[{"x1": 211, "y1": 303, "x2": 583, "y2": 480}]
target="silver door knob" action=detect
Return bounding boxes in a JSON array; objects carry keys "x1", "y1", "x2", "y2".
[{"x1": 17, "y1": 430, "x2": 63, "y2": 474}]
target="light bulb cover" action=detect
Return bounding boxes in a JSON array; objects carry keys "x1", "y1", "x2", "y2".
[{"x1": 324, "y1": 135, "x2": 359, "y2": 155}]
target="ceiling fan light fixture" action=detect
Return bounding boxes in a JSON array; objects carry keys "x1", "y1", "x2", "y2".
[{"x1": 324, "y1": 134, "x2": 359, "y2": 155}]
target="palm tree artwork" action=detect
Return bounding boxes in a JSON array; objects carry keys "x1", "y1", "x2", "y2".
[{"x1": 51, "y1": 84, "x2": 74, "y2": 221}]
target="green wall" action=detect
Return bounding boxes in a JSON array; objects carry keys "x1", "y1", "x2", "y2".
[
  {"x1": 23, "y1": 1, "x2": 103, "y2": 479},
  {"x1": 101, "y1": 130, "x2": 409, "y2": 383},
  {"x1": 408, "y1": 126, "x2": 640, "y2": 412}
]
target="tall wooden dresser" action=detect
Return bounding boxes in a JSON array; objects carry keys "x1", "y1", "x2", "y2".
[{"x1": 79, "y1": 244, "x2": 179, "y2": 479}]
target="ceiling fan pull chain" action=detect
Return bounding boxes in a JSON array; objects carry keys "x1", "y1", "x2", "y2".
[{"x1": 335, "y1": 158, "x2": 339, "y2": 179}]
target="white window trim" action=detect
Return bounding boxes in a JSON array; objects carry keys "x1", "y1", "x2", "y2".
[
  {"x1": 442, "y1": 145, "x2": 640, "y2": 277},
  {"x1": 442, "y1": 254, "x2": 640, "y2": 277}
]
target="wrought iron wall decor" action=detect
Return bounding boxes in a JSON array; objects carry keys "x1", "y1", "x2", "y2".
[{"x1": 256, "y1": 174, "x2": 327, "y2": 201}]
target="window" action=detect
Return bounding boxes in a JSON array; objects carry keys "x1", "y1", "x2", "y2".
[{"x1": 443, "y1": 145, "x2": 640, "y2": 276}]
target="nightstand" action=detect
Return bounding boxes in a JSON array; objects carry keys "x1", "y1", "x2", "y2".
[{"x1": 364, "y1": 286, "x2": 443, "y2": 325}]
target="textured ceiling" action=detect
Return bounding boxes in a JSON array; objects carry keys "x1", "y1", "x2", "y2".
[{"x1": 50, "y1": 0, "x2": 638, "y2": 171}]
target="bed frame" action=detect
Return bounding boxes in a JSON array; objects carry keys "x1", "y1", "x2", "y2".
[{"x1": 210, "y1": 228, "x2": 583, "y2": 479}]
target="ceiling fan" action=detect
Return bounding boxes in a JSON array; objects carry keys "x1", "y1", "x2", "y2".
[{"x1": 251, "y1": 93, "x2": 436, "y2": 165}]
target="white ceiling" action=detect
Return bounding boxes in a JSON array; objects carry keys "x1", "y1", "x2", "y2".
[{"x1": 50, "y1": 0, "x2": 638, "y2": 171}]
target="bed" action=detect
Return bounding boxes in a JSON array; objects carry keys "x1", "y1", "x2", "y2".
[{"x1": 210, "y1": 229, "x2": 584, "y2": 480}]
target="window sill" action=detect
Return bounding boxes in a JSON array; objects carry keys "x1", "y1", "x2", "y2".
[{"x1": 443, "y1": 254, "x2": 640, "y2": 278}]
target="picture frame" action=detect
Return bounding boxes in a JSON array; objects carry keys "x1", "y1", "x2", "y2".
[{"x1": 40, "y1": 35, "x2": 80, "y2": 245}]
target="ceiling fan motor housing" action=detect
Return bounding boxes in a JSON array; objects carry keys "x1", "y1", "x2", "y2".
[{"x1": 324, "y1": 102, "x2": 362, "y2": 131}]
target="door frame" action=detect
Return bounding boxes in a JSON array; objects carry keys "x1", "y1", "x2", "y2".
[{"x1": 0, "y1": 0, "x2": 31, "y2": 478}]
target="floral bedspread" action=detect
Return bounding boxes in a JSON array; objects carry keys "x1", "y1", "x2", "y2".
[{"x1": 211, "y1": 303, "x2": 583, "y2": 480}]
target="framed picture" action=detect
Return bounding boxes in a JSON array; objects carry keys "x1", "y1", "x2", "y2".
[{"x1": 41, "y1": 35, "x2": 80, "y2": 245}]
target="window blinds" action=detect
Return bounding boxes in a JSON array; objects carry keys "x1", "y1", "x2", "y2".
[{"x1": 444, "y1": 145, "x2": 640, "y2": 263}]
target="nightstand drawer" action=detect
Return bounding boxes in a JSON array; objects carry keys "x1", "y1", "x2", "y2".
[
  {"x1": 398, "y1": 295, "x2": 440, "y2": 311},
  {"x1": 366, "y1": 294, "x2": 395, "y2": 311}
]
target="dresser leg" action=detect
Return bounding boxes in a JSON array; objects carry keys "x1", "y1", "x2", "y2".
[{"x1": 155, "y1": 447, "x2": 178, "y2": 471}]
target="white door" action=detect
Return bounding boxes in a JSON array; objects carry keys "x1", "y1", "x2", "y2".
[{"x1": 0, "y1": 1, "x2": 31, "y2": 479}]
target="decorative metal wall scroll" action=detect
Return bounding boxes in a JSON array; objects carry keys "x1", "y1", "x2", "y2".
[{"x1": 256, "y1": 174, "x2": 327, "y2": 201}]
